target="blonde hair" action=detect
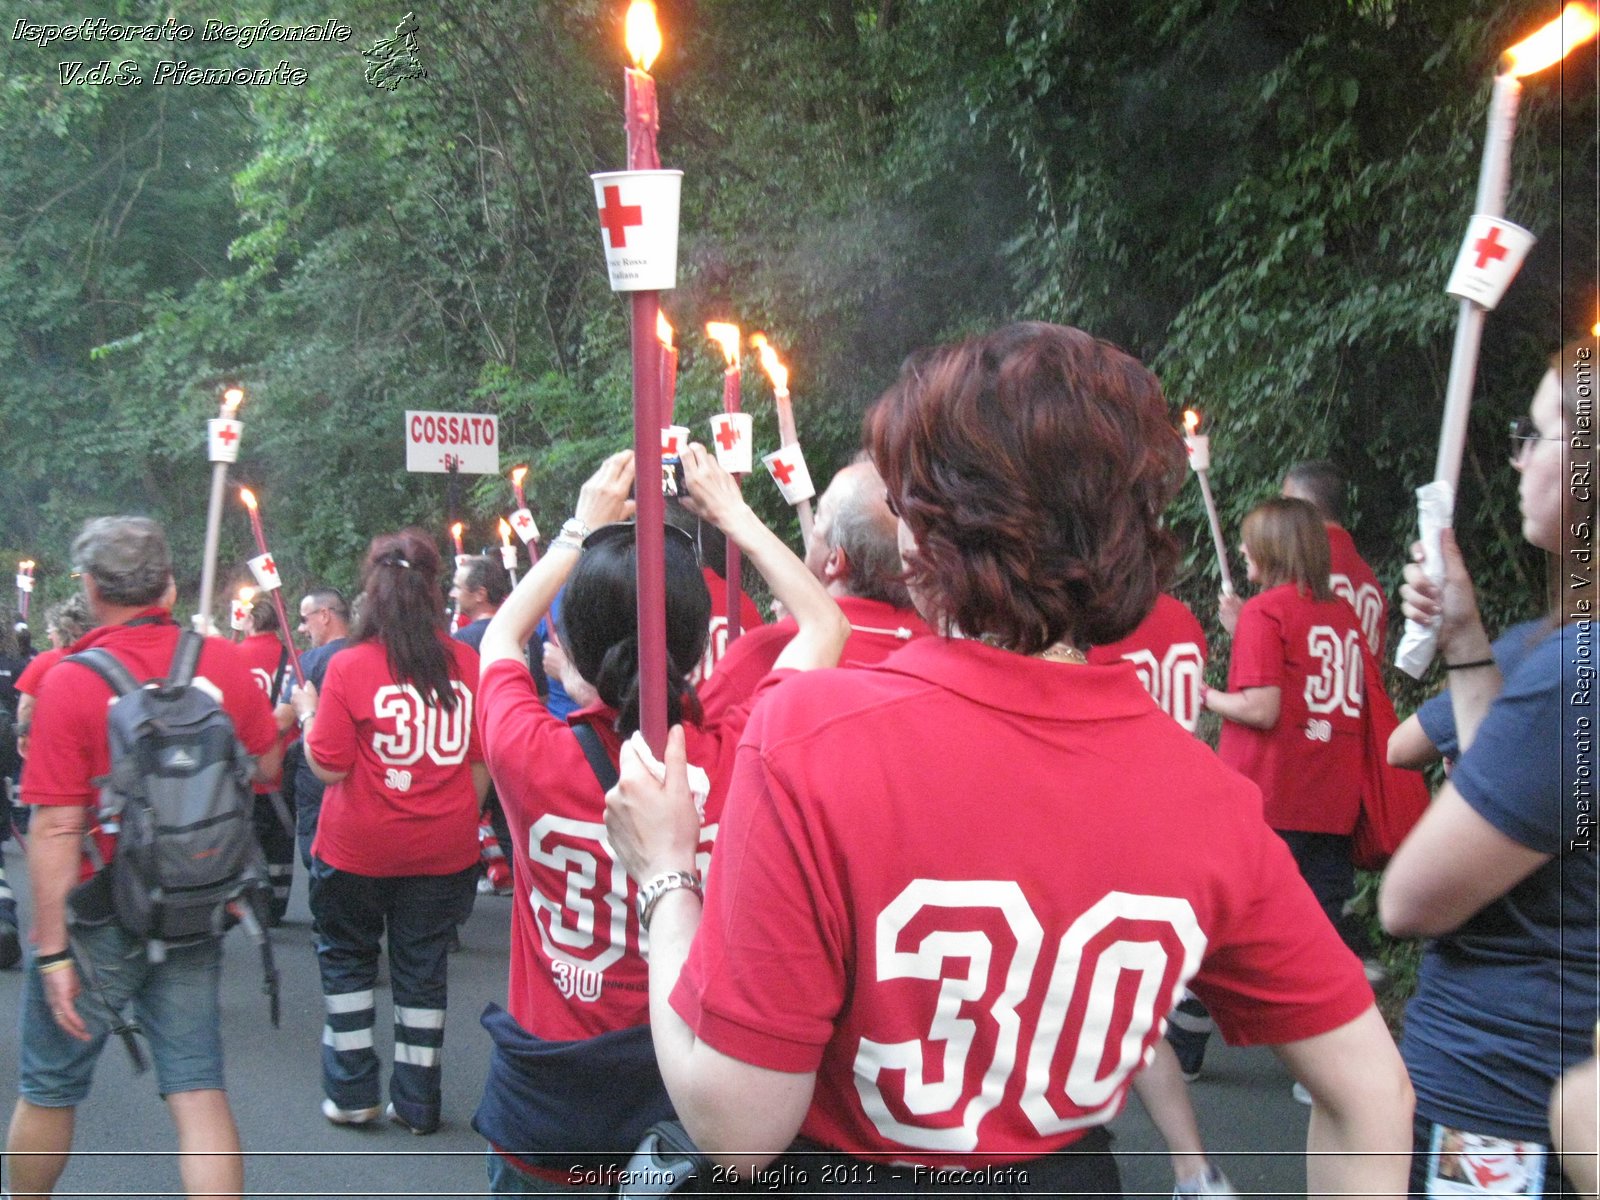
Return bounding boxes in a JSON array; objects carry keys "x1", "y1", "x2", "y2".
[{"x1": 1241, "y1": 497, "x2": 1332, "y2": 601}]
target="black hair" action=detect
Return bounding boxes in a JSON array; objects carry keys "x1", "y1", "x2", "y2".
[{"x1": 559, "y1": 527, "x2": 710, "y2": 736}]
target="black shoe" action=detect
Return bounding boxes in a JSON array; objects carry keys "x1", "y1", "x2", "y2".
[{"x1": 0, "y1": 922, "x2": 21, "y2": 971}]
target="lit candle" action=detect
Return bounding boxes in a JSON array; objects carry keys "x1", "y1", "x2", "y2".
[
  {"x1": 510, "y1": 465, "x2": 528, "y2": 511},
  {"x1": 1400, "y1": 2, "x2": 1598, "y2": 678},
  {"x1": 624, "y1": 0, "x2": 669, "y2": 753},
  {"x1": 1183, "y1": 410, "x2": 1236, "y2": 598},
  {"x1": 706, "y1": 322, "x2": 745, "y2": 644},
  {"x1": 498, "y1": 518, "x2": 520, "y2": 586},
  {"x1": 450, "y1": 521, "x2": 465, "y2": 559},
  {"x1": 659, "y1": 312, "x2": 679, "y2": 425},
  {"x1": 750, "y1": 332, "x2": 814, "y2": 544},
  {"x1": 237, "y1": 487, "x2": 305, "y2": 683},
  {"x1": 197, "y1": 384, "x2": 246, "y2": 632},
  {"x1": 15, "y1": 560, "x2": 34, "y2": 622}
]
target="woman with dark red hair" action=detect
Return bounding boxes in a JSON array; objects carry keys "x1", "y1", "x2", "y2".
[
  {"x1": 291, "y1": 528, "x2": 487, "y2": 1136},
  {"x1": 606, "y1": 322, "x2": 1412, "y2": 1195}
]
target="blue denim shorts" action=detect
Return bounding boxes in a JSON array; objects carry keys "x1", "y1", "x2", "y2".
[{"x1": 19, "y1": 921, "x2": 225, "y2": 1105}]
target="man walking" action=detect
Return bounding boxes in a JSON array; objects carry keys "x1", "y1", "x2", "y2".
[{"x1": 4, "y1": 516, "x2": 280, "y2": 1200}]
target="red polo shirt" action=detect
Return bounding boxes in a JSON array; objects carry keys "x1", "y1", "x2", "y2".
[
  {"x1": 1087, "y1": 594, "x2": 1208, "y2": 732},
  {"x1": 698, "y1": 594, "x2": 931, "y2": 725},
  {"x1": 307, "y1": 636, "x2": 483, "y2": 876},
  {"x1": 672, "y1": 637, "x2": 1371, "y2": 1163},
  {"x1": 22, "y1": 609, "x2": 278, "y2": 867},
  {"x1": 1217, "y1": 584, "x2": 1365, "y2": 834},
  {"x1": 1325, "y1": 523, "x2": 1387, "y2": 657}
]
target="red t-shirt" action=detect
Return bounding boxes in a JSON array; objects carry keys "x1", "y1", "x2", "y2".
[
  {"x1": 16, "y1": 646, "x2": 66, "y2": 697},
  {"x1": 1087, "y1": 595, "x2": 1208, "y2": 732},
  {"x1": 22, "y1": 610, "x2": 279, "y2": 867},
  {"x1": 698, "y1": 595, "x2": 931, "y2": 726},
  {"x1": 1325, "y1": 523, "x2": 1387, "y2": 657},
  {"x1": 1216, "y1": 583, "x2": 1365, "y2": 834},
  {"x1": 671, "y1": 638, "x2": 1372, "y2": 1164},
  {"x1": 690, "y1": 566, "x2": 765, "y2": 686},
  {"x1": 307, "y1": 636, "x2": 483, "y2": 876},
  {"x1": 236, "y1": 631, "x2": 295, "y2": 793},
  {"x1": 479, "y1": 658, "x2": 788, "y2": 1042}
]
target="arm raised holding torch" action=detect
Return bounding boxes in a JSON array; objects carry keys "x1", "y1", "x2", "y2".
[{"x1": 1398, "y1": 2, "x2": 1598, "y2": 677}]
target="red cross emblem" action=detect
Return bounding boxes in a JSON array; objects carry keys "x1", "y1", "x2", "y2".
[
  {"x1": 598, "y1": 185, "x2": 644, "y2": 249},
  {"x1": 716, "y1": 422, "x2": 741, "y2": 451},
  {"x1": 769, "y1": 457, "x2": 795, "y2": 485},
  {"x1": 259, "y1": 555, "x2": 276, "y2": 576},
  {"x1": 512, "y1": 511, "x2": 533, "y2": 533},
  {"x1": 662, "y1": 433, "x2": 680, "y2": 455},
  {"x1": 217, "y1": 425, "x2": 239, "y2": 447},
  {"x1": 1472, "y1": 225, "x2": 1508, "y2": 270}
]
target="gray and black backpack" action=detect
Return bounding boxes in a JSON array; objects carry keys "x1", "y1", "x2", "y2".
[{"x1": 67, "y1": 629, "x2": 280, "y2": 1022}]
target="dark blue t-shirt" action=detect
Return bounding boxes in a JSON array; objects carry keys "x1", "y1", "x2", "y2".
[
  {"x1": 1415, "y1": 618, "x2": 1547, "y2": 761},
  {"x1": 1401, "y1": 621, "x2": 1599, "y2": 1141},
  {"x1": 454, "y1": 618, "x2": 490, "y2": 653},
  {"x1": 536, "y1": 590, "x2": 576, "y2": 721}
]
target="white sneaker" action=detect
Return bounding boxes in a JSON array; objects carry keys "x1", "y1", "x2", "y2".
[
  {"x1": 322, "y1": 1097, "x2": 381, "y2": 1125},
  {"x1": 1292, "y1": 1082, "x2": 1313, "y2": 1106}
]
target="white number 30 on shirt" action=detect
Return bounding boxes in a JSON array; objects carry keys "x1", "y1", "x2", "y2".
[{"x1": 854, "y1": 882, "x2": 1206, "y2": 1153}]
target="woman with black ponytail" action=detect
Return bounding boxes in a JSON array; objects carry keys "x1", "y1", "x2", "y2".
[
  {"x1": 471, "y1": 448, "x2": 847, "y2": 1193},
  {"x1": 291, "y1": 527, "x2": 489, "y2": 1137}
]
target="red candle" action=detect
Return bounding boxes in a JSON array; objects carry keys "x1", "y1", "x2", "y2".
[
  {"x1": 658, "y1": 312, "x2": 679, "y2": 425},
  {"x1": 238, "y1": 488, "x2": 305, "y2": 683},
  {"x1": 625, "y1": 0, "x2": 668, "y2": 753},
  {"x1": 510, "y1": 465, "x2": 528, "y2": 511}
]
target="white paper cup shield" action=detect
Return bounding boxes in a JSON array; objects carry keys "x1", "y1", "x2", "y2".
[
  {"x1": 661, "y1": 425, "x2": 691, "y2": 459},
  {"x1": 591, "y1": 170, "x2": 683, "y2": 293},
  {"x1": 1446, "y1": 215, "x2": 1535, "y2": 310},
  {"x1": 762, "y1": 444, "x2": 816, "y2": 505},
  {"x1": 709, "y1": 413, "x2": 754, "y2": 474}
]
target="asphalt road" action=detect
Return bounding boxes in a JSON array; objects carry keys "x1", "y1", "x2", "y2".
[{"x1": 0, "y1": 849, "x2": 1313, "y2": 1199}]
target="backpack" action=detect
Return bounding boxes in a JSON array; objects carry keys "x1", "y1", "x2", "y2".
[{"x1": 66, "y1": 630, "x2": 280, "y2": 1022}]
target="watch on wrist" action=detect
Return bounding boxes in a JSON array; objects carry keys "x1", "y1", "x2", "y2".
[{"x1": 559, "y1": 517, "x2": 592, "y2": 543}]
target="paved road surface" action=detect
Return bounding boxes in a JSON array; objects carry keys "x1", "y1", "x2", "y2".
[{"x1": 0, "y1": 850, "x2": 1313, "y2": 1199}]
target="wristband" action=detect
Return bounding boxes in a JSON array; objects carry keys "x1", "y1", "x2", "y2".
[
  {"x1": 1444, "y1": 658, "x2": 1496, "y2": 671},
  {"x1": 34, "y1": 949, "x2": 72, "y2": 967},
  {"x1": 636, "y1": 869, "x2": 703, "y2": 932},
  {"x1": 549, "y1": 536, "x2": 583, "y2": 554}
]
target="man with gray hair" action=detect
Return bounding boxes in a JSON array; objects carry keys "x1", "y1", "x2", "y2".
[
  {"x1": 5, "y1": 516, "x2": 281, "y2": 1200},
  {"x1": 699, "y1": 459, "x2": 931, "y2": 723}
]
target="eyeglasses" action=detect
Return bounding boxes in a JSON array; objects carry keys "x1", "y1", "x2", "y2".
[{"x1": 1508, "y1": 416, "x2": 1563, "y2": 463}]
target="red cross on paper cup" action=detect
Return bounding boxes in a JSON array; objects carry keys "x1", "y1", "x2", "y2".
[
  {"x1": 247, "y1": 552, "x2": 282, "y2": 592},
  {"x1": 208, "y1": 418, "x2": 244, "y2": 464},
  {"x1": 661, "y1": 425, "x2": 690, "y2": 459},
  {"x1": 229, "y1": 598, "x2": 251, "y2": 632},
  {"x1": 590, "y1": 169, "x2": 684, "y2": 294},
  {"x1": 510, "y1": 508, "x2": 540, "y2": 545},
  {"x1": 1446, "y1": 215, "x2": 1535, "y2": 311},
  {"x1": 762, "y1": 444, "x2": 816, "y2": 505},
  {"x1": 709, "y1": 412, "x2": 753, "y2": 474}
]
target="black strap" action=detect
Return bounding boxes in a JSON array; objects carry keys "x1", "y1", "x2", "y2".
[
  {"x1": 572, "y1": 722, "x2": 620, "y2": 792},
  {"x1": 65, "y1": 648, "x2": 143, "y2": 698},
  {"x1": 270, "y1": 645, "x2": 289, "y2": 702},
  {"x1": 167, "y1": 629, "x2": 204, "y2": 690}
]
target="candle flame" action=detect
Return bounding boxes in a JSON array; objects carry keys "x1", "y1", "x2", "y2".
[
  {"x1": 510, "y1": 465, "x2": 528, "y2": 488},
  {"x1": 222, "y1": 385, "x2": 244, "y2": 416},
  {"x1": 657, "y1": 312, "x2": 675, "y2": 349},
  {"x1": 625, "y1": 0, "x2": 661, "y2": 72},
  {"x1": 1183, "y1": 410, "x2": 1200, "y2": 435},
  {"x1": 19, "y1": 560, "x2": 33, "y2": 571},
  {"x1": 749, "y1": 332, "x2": 789, "y2": 394},
  {"x1": 451, "y1": 522, "x2": 464, "y2": 540},
  {"x1": 706, "y1": 322, "x2": 741, "y2": 368},
  {"x1": 498, "y1": 518, "x2": 513, "y2": 546},
  {"x1": 240, "y1": 487, "x2": 258, "y2": 510},
  {"x1": 1504, "y1": 3, "x2": 1598, "y2": 77},
  {"x1": 238, "y1": 586, "x2": 256, "y2": 604}
]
